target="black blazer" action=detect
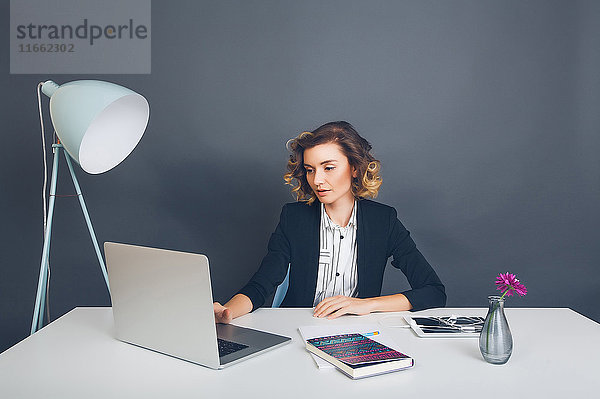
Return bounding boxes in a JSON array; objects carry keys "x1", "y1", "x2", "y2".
[{"x1": 239, "y1": 199, "x2": 446, "y2": 311}]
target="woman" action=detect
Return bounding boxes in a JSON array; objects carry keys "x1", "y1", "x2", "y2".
[{"x1": 214, "y1": 121, "x2": 446, "y2": 322}]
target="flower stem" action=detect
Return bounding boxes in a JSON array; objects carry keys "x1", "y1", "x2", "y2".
[{"x1": 485, "y1": 294, "x2": 507, "y2": 352}]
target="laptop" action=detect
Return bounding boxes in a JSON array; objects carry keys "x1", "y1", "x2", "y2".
[{"x1": 104, "y1": 242, "x2": 291, "y2": 369}]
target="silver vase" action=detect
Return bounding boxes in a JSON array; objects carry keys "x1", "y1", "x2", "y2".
[{"x1": 479, "y1": 295, "x2": 512, "y2": 364}]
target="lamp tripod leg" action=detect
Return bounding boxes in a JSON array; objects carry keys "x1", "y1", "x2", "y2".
[
  {"x1": 31, "y1": 146, "x2": 60, "y2": 335},
  {"x1": 63, "y1": 151, "x2": 110, "y2": 293}
]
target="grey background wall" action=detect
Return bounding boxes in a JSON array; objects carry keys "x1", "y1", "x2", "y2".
[{"x1": 1, "y1": 0, "x2": 599, "y2": 353}]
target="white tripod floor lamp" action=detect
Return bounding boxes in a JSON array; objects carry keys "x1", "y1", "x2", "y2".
[{"x1": 32, "y1": 80, "x2": 150, "y2": 334}]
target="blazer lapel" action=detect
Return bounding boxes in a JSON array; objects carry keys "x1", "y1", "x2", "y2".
[
  {"x1": 356, "y1": 200, "x2": 368, "y2": 298},
  {"x1": 302, "y1": 202, "x2": 321, "y2": 305}
]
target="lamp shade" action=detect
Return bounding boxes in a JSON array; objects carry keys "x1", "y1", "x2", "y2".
[{"x1": 41, "y1": 80, "x2": 149, "y2": 174}]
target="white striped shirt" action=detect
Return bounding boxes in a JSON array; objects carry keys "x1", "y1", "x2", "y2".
[{"x1": 313, "y1": 201, "x2": 359, "y2": 306}]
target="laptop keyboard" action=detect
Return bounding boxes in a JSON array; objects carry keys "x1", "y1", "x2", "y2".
[{"x1": 217, "y1": 338, "x2": 249, "y2": 357}]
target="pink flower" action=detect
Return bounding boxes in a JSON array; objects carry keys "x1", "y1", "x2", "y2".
[{"x1": 495, "y1": 272, "x2": 527, "y2": 298}]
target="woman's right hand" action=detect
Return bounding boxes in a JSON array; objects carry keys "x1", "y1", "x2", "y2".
[
  {"x1": 213, "y1": 294, "x2": 252, "y2": 324},
  {"x1": 213, "y1": 302, "x2": 232, "y2": 324}
]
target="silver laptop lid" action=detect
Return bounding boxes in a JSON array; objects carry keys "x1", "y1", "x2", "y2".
[{"x1": 105, "y1": 242, "x2": 220, "y2": 369}]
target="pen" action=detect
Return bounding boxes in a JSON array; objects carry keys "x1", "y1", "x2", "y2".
[{"x1": 362, "y1": 331, "x2": 379, "y2": 336}]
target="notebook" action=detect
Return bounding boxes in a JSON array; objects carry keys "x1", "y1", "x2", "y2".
[
  {"x1": 104, "y1": 242, "x2": 291, "y2": 369},
  {"x1": 306, "y1": 333, "x2": 413, "y2": 379}
]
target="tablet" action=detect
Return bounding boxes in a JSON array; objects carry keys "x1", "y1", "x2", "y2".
[{"x1": 404, "y1": 315, "x2": 485, "y2": 338}]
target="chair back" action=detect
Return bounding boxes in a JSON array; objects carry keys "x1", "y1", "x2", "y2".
[{"x1": 271, "y1": 265, "x2": 290, "y2": 308}]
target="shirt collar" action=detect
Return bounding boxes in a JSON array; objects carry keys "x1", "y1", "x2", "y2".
[{"x1": 321, "y1": 200, "x2": 357, "y2": 230}]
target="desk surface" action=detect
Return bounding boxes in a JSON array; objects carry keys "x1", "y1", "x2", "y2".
[{"x1": 1, "y1": 307, "x2": 598, "y2": 398}]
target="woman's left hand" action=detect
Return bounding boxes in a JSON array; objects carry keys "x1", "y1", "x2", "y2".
[{"x1": 313, "y1": 296, "x2": 374, "y2": 319}]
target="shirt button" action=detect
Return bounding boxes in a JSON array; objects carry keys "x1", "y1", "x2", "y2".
[
  {"x1": 340, "y1": 235, "x2": 344, "y2": 239},
  {"x1": 336, "y1": 273, "x2": 340, "y2": 277}
]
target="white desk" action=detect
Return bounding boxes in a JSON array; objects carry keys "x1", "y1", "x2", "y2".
[{"x1": 1, "y1": 307, "x2": 598, "y2": 398}]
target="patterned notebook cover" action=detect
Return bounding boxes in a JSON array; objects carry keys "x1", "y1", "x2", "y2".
[{"x1": 307, "y1": 333, "x2": 409, "y2": 366}]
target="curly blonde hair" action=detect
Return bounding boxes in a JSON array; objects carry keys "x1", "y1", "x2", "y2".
[{"x1": 283, "y1": 121, "x2": 382, "y2": 205}]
